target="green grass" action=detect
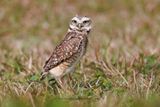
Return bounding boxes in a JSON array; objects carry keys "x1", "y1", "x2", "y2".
[{"x1": 0, "y1": 0, "x2": 160, "y2": 107}]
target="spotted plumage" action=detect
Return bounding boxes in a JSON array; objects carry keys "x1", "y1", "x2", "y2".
[{"x1": 40, "y1": 15, "x2": 92, "y2": 82}]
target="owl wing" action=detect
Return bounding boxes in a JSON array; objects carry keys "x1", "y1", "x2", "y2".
[{"x1": 43, "y1": 32, "x2": 83, "y2": 72}]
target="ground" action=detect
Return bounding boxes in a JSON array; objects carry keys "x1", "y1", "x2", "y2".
[{"x1": 0, "y1": 0, "x2": 160, "y2": 107}]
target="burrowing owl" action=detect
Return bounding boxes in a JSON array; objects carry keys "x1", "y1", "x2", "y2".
[{"x1": 40, "y1": 15, "x2": 92, "y2": 84}]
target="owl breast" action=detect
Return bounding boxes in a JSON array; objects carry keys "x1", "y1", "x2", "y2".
[{"x1": 65, "y1": 36, "x2": 88, "y2": 74}]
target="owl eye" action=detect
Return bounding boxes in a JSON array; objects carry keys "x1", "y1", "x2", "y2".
[
  {"x1": 83, "y1": 20, "x2": 89, "y2": 24},
  {"x1": 72, "y1": 20, "x2": 77, "y2": 24}
]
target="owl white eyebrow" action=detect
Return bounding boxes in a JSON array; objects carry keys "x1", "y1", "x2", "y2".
[
  {"x1": 72, "y1": 16, "x2": 90, "y2": 21},
  {"x1": 82, "y1": 17, "x2": 90, "y2": 20},
  {"x1": 72, "y1": 17, "x2": 80, "y2": 21}
]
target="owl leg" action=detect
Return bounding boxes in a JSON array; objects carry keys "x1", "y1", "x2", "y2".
[
  {"x1": 68, "y1": 73, "x2": 73, "y2": 82},
  {"x1": 67, "y1": 74, "x2": 76, "y2": 93},
  {"x1": 55, "y1": 78, "x2": 64, "y2": 89}
]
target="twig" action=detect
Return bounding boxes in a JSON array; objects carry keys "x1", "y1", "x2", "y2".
[
  {"x1": 133, "y1": 70, "x2": 139, "y2": 96},
  {"x1": 146, "y1": 73, "x2": 153, "y2": 99},
  {"x1": 25, "y1": 82, "x2": 34, "y2": 94},
  {"x1": 28, "y1": 93, "x2": 36, "y2": 107}
]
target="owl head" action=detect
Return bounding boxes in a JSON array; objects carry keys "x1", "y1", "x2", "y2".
[{"x1": 69, "y1": 15, "x2": 92, "y2": 33}]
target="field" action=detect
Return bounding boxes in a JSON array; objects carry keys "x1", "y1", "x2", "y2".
[{"x1": 0, "y1": 0, "x2": 160, "y2": 107}]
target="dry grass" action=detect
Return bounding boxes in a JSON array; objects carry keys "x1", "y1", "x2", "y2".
[{"x1": 0, "y1": 0, "x2": 160, "y2": 107}]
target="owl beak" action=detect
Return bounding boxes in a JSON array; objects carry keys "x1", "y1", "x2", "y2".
[{"x1": 78, "y1": 24, "x2": 83, "y2": 29}]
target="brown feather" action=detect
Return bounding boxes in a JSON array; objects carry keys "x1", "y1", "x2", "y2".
[{"x1": 43, "y1": 31, "x2": 86, "y2": 72}]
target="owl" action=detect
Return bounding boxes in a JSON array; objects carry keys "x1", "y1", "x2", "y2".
[{"x1": 40, "y1": 15, "x2": 92, "y2": 86}]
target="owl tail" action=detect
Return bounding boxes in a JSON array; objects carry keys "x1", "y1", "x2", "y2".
[{"x1": 40, "y1": 71, "x2": 48, "y2": 81}]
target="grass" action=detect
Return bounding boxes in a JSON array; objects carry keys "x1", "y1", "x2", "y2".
[{"x1": 0, "y1": 0, "x2": 160, "y2": 107}]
